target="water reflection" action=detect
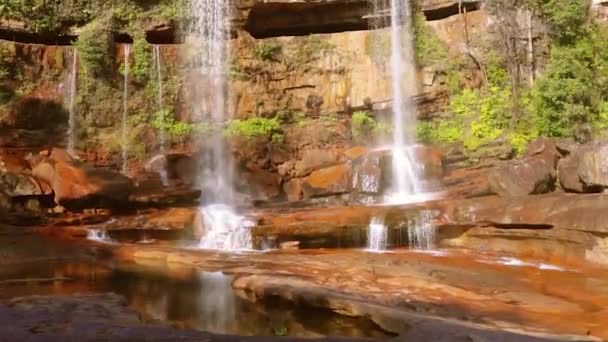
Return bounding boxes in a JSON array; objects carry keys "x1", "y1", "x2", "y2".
[{"x1": 0, "y1": 261, "x2": 391, "y2": 338}]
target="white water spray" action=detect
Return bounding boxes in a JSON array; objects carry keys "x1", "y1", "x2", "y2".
[
  {"x1": 121, "y1": 44, "x2": 131, "y2": 174},
  {"x1": 388, "y1": 0, "x2": 423, "y2": 201},
  {"x1": 198, "y1": 204, "x2": 253, "y2": 250},
  {"x1": 407, "y1": 210, "x2": 436, "y2": 250},
  {"x1": 86, "y1": 229, "x2": 111, "y2": 243},
  {"x1": 367, "y1": 215, "x2": 388, "y2": 251},
  {"x1": 188, "y1": 0, "x2": 250, "y2": 250},
  {"x1": 66, "y1": 48, "x2": 78, "y2": 156}
]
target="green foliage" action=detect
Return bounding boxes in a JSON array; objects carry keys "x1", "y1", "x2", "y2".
[
  {"x1": 540, "y1": 0, "x2": 588, "y2": 45},
  {"x1": 74, "y1": 21, "x2": 110, "y2": 77},
  {"x1": 532, "y1": 24, "x2": 608, "y2": 137},
  {"x1": 253, "y1": 40, "x2": 282, "y2": 61},
  {"x1": 152, "y1": 108, "x2": 212, "y2": 141},
  {"x1": 413, "y1": 12, "x2": 449, "y2": 68},
  {"x1": 351, "y1": 111, "x2": 392, "y2": 141},
  {"x1": 224, "y1": 117, "x2": 282, "y2": 140},
  {"x1": 1, "y1": 0, "x2": 94, "y2": 33},
  {"x1": 131, "y1": 32, "x2": 151, "y2": 82}
]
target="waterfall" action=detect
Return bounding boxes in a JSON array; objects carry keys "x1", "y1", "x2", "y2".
[
  {"x1": 367, "y1": 215, "x2": 388, "y2": 251},
  {"x1": 66, "y1": 48, "x2": 78, "y2": 156},
  {"x1": 86, "y1": 229, "x2": 111, "y2": 243},
  {"x1": 407, "y1": 210, "x2": 436, "y2": 249},
  {"x1": 187, "y1": 0, "x2": 250, "y2": 250},
  {"x1": 121, "y1": 44, "x2": 131, "y2": 174},
  {"x1": 152, "y1": 45, "x2": 169, "y2": 187},
  {"x1": 388, "y1": 0, "x2": 423, "y2": 201},
  {"x1": 198, "y1": 204, "x2": 253, "y2": 250}
]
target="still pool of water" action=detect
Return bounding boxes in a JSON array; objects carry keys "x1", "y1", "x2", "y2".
[{"x1": 0, "y1": 260, "x2": 392, "y2": 338}]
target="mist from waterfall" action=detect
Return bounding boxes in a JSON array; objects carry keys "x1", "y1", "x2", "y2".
[
  {"x1": 187, "y1": 0, "x2": 250, "y2": 250},
  {"x1": 121, "y1": 44, "x2": 131, "y2": 174},
  {"x1": 66, "y1": 48, "x2": 78, "y2": 156},
  {"x1": 152, "y1": 45, "x2": 169, "y2": 187}
]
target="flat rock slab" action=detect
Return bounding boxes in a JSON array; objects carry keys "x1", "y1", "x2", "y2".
[{"x1": 0, "y1": 293, "x2": 568, "y2": 342}]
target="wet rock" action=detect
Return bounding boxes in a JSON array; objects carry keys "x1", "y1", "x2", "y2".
[
  {"x1": 31, "y1": 150, "x2": 135, "y2": 211},
  {"x1": 283, "y1": 178, "x2": 303, "y2": 202},
  {"x1": 578, "y1": 144, "x2": 608, "y2": 190},
  {"x1": 344, "y1": 146, "x2": 369, "y2": 161},
  {"x1": 302, "y1": 163, "x2": 352, "y2": 198},
  {"x1": 413, "y1": 145, "x2": 444, "y2": 178},
  {"x1": 103, "y1": 208, "x2": 196, "y2": 232},
  {"x1": 294, "y1": 148, "x2": 344, "y2": 177},
  {"x1": 239, "y1": 168, "x2": 282, "y2": 201},
  {"x1": 353, "y1": 153, "x2": 383, "y2": 194},
  {"x1": 442, "y1": 166, "x2": 496, "y2": 199},
  {"x1": 488, "y1": 156, "x2": 555, "y2": 197}
]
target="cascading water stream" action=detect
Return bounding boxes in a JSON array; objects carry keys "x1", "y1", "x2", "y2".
[
  {"x1": 407, "y1": 210, "x2": 436, "y2": 250},
  {"x1": 187, "y1": 0, "x2": 250, "y2": 250},
  {"x1": 121, "y1": 44, "x2": 131, "y2": 174},
  {"x1": 66, "y1": 48, "x2": 78, "y2": 156},
  {"x1": 387, "y1": 0, "x2": 423, "y2": 201},
  {"x1": 367, "y1": 215, "x2": 388, "y2": 251},
  {"x1": 152, "y1": 45, "x2": 169, "y2": 186}
]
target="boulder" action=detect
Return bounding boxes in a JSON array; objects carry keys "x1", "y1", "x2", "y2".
[
  {"x1": 31, "y1": 152, "x2": 135, "y2": 211},
  {"x1": 524, "y1": 137, "x2": 560, "y2": 165},
  {"x1": 0, "y1": 171, "x2": 51, "y2": 197},
  {"x1": 557, "y1": 154, "x2": 587, "y2": 193},
  {"x1": 488, "y1": 156, "x2": 555, "y2": 197},
  {"x1": 294, "y1": 148, "x2": 344, "y2": 177},
  {"x1": 283, "y1": 178, "x2": 303, "y2": 202},
  {"x1": 302, "y1": 163, "x2": 352, "y2": 198},
  {"x1": 578, "y1": 144, "x2": 608, "y2": 190}
]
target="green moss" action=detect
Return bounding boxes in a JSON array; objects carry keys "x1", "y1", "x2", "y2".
[
  {"x1": 224, "y1": 117, "x2": 282, "y2": 140},
  {"x1": 413, "y1": 11, "x2": 449, "y2": 68},
  {"x1": 130, "y1": 31, "x2": 151, "y2": 82},
  {"x1": 351, "y1": 111, "x2": 391, "y2": 141},
  {"x1": 74, "y1": 21, "x2": 111, "y2": 77},
  {"x1": 253, "y1": 40, "x2": 282, "y2": 61},
  {"x1": 289, "y1": 35, "x2": 335, "y2": 69}
]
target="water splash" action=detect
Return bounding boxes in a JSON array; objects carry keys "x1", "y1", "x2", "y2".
[
  {"x1": 121, "y1": 44, "x2": 131, "y2": 174},
  {"x1": 367, "y1": 215, "x2": 388, "y2": 251},
  {"x1": 152, "y1": 45, "x2": 169, "y2": 187},
  {"x1": 66, "y1": 48, "x2": 78, "y2": 156},
  {"x1": 198, "y1": 204, "x2": 253, "y2": 250},
  {"x1": 86, "y1": 229, "x2": 111, "y2": 243},
  {"x1": 407, "y1": 210, "x2": 436, "y2": 250}
]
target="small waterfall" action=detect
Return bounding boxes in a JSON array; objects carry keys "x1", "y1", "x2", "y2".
[
  {"x1": 86, "y1": 229, "x2": 111, "y2": 243},
  {"x1": 187, "y1": 0, "x2": 248, "y2": 251},
  {"x1": 152, "y1": 45, "x2": 169, "y2": 187},
  {"x1": 407, "y1": 210, "x2": 436, "y2": 250},
  {"x1": 198, "y1": 204, "x2": 253, "y2": 250},
  {"x1": 121, "y1": 44, "x2": 131, "y2": 174},
  {"x1": 66, "y1": 48, "x2": 78, "y2": 156},
  {"x1": 367, "y1": 215, "x2": 388, "y2": 251}
]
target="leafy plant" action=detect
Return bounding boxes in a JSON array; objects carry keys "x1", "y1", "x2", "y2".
[
  {"x1": 351, "y1": 111, "x2": 392, "y2": 141},
  {"x1": 253, "y1": 40, "x2": 282, "y2": 61},
  {"x1": 130, "y1": 31, "x2": 151, "y2": 82},
  {"x1": 74, "y1": 21, "x2": 110, "y2": 77},
  {"x1": 224, "y1": 117, "x2": 282, "y2": 140}
]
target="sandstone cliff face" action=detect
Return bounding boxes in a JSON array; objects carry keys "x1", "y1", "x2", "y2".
[{"x1": 0, "y1": 0, "x2": 491, "y2": 203}]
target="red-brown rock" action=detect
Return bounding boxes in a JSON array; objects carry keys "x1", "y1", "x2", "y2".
[
  {"x1": 488, "y1": 156, "x2": 555, "y2": 197},
  {"x1": 283, "y1": 178, "x2": 303, "y2": 202},
  {"x1": 302, "y1": 163, "x2": 352, "y2": 198}
]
